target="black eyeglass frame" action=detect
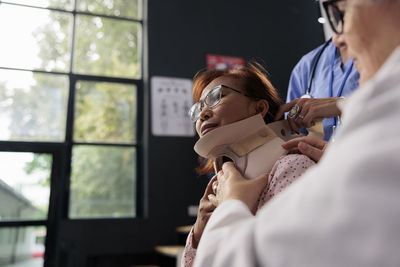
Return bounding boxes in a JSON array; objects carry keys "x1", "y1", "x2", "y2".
[
  {"x1": 323, "y1": 0, "x2": 345, "y2": 34},
  {"x1": 188, "y1": 84, "x2": 256, "y2": 122}
]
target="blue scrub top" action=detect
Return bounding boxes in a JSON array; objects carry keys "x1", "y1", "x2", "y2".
[{"x1": 287, "y1": 41, "x2": 360, "y2": 141}]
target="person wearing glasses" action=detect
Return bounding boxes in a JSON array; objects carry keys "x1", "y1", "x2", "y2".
[
  {"x1": 275, "y1": 0, "x2": 361, "y2": 164},
  {"x1": 192, "y1": 0, "x2": 400, "y2": 266},
  {"x1": 181, "y1": 62, "x2": 316, "y2": 267},
  {"x1": 276, "y1": 2, "x2": 359, "y2": 144}
]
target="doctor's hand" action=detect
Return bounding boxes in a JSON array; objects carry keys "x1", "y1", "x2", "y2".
[
  {"x1": 275, "y1": 97, "x2": 343, "y2": 133},
  {"x1": 192, "y1": 175, "x2": 218, "y2": 248},
  {"x1": 208, "y1": 162, "x2": 269, "y2": 215},
  {"x1": 282, "y1": 136, "x2": 328, "y2": 163}
]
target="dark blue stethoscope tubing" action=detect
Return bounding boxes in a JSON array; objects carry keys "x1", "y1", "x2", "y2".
[
  {"x1": 306, "y1": 38, "x2": 333, "y2": 96},
  {"x1": 329, "y1": 48, "x2": 354, "y2": 126},
  {"x1": 306, "y1": 38, "x2": 353, "y2": 127},
  {"x1": 328, "y1": 48, "x2": 354, "y2": 99}
]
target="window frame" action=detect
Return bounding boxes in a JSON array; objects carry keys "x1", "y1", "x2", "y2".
[
  {"x1": 0, "y1": 1, "x2": 145, "y2": 266},
  {"x1": 65, "y1": 73, "x2": 144, "y2": 220},
  {"x1": 0, "y1": 141, "x2": 65, "y2": 267}
]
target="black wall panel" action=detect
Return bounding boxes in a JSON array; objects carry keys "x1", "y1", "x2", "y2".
[{"x1": 58, "y1": 1, "x2": 324, "y2": 266}]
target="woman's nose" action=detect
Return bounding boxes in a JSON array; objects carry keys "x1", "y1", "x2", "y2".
[{"x1": 199, "y1": 105, "x2": 213, "y2": 121}]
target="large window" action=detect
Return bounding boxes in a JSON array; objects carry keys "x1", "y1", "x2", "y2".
[{"x1": 0, "y1": 0, "x2": 143, "y2": 266}]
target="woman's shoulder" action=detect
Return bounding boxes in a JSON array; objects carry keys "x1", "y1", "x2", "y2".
[
  {"x1": 271, "y1": 154, "x2": 316, "y2": 177},
  {"x1": 279, "y1": 153, "x2": 315, "y2": 164},
  {"x1": 256, "y1": 154, "x2": 316, "y2": 210}
]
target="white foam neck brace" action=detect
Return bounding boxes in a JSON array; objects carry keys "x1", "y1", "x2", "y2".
[{"x1": 194, "y1": 114, "x2": 323, "y2": 179}]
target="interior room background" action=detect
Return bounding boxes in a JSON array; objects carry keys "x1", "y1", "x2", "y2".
[{"x1": 0, "y1": 0, "x2": 324, "y2": 266}]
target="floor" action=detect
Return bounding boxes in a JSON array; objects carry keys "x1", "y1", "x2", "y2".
[{"x1": 3, "y1": 258, "x2": 43, "y2": 267}]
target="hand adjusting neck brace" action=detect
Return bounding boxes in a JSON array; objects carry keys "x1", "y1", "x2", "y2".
[{"x1": 194, "y1": 114, "x2": 323, "y2": 180}]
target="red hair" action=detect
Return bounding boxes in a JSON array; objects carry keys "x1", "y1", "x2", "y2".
[{"x1": 193, "y1": 61, "x2": 282, "y2": 175}]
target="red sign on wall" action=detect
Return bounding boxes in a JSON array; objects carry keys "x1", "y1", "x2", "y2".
[{"x1": 206, "y1": 54, "x2": 245, "y2": 70}]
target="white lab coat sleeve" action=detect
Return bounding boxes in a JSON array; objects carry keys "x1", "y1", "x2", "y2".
[{"x1": 193, "y1": 199, "x2": 258, "y2": 267}]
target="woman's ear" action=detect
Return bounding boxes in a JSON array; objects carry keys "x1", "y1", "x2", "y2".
[{"x1": 255, "y1": 99, "x2": 269, "y2": 118}]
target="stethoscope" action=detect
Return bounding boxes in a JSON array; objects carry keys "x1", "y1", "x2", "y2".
[{"x1": 302, "y1": 38, "x2": 354, "y2": 127}]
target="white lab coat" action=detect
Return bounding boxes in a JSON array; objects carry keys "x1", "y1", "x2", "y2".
[{"x1": 194, "y1": 46, "x2": 400, "y2": 267}]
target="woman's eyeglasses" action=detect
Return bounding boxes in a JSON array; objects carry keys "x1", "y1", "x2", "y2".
[
  {"x1": 323, "y1": 0, "x2": 346, "y2": 34},
  {"x1": 188, "y1": 85, "x2": 253, "y2": 122}
]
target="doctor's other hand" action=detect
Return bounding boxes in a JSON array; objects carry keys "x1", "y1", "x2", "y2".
[
  {"x1": 192, "y1": 175, "x2": 218, "y2": 248},
  {"x1": 282, "y1": 136, "x2": 328, "y2": 163},
  {"x1": 275, "y1": 97, "x2": 343, "y2": 133},
  {"x1": 208, "y1": 162, "x2": 269, "y2": 214}
]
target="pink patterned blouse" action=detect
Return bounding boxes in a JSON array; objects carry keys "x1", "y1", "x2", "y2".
[{"x1": 181, "y1": 154, "x2": 316, "y2": 267}]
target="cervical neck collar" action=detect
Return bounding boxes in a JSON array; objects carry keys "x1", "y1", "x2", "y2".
[{"x1": 194, "y1": 114, "x2": 323, "y2": 179}]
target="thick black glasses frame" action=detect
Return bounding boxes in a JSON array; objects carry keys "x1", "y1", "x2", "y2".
[{"x1": 323, "y1": 0, "x2": 345, "y2": 34}]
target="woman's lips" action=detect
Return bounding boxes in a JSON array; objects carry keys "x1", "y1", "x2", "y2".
[{"x1": 201, "y1": 123, "x2": 218, "y2": 136}]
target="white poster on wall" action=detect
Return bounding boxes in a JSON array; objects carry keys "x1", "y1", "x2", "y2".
[{"x1": 151, "y1": 76, "x2": 195, "y2": 136}]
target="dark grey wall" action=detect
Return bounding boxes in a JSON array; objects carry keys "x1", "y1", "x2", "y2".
[
  {"x1": 58, "y1": 1, "x2": 324, "y2": 266},
  {"x1": 148, "y1": 0, "x2": 324, "y2": 95},
  {"x1": 147, "y1": 0, "x2": 324, "y2": 245}
]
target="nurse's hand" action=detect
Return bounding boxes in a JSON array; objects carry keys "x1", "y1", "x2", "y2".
[
  {"x1": 208, "y1": 162, "x2": 269, "y2": 214},
  {"x1": 282, "y1": 136, "x2": 328, "y2": 162},
  {"x1": 192, "y1": 175, "x2": 218, "y2": 248},
  {"x1": 275, "y1": 97, "x2": 343, "y2": 133}
]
